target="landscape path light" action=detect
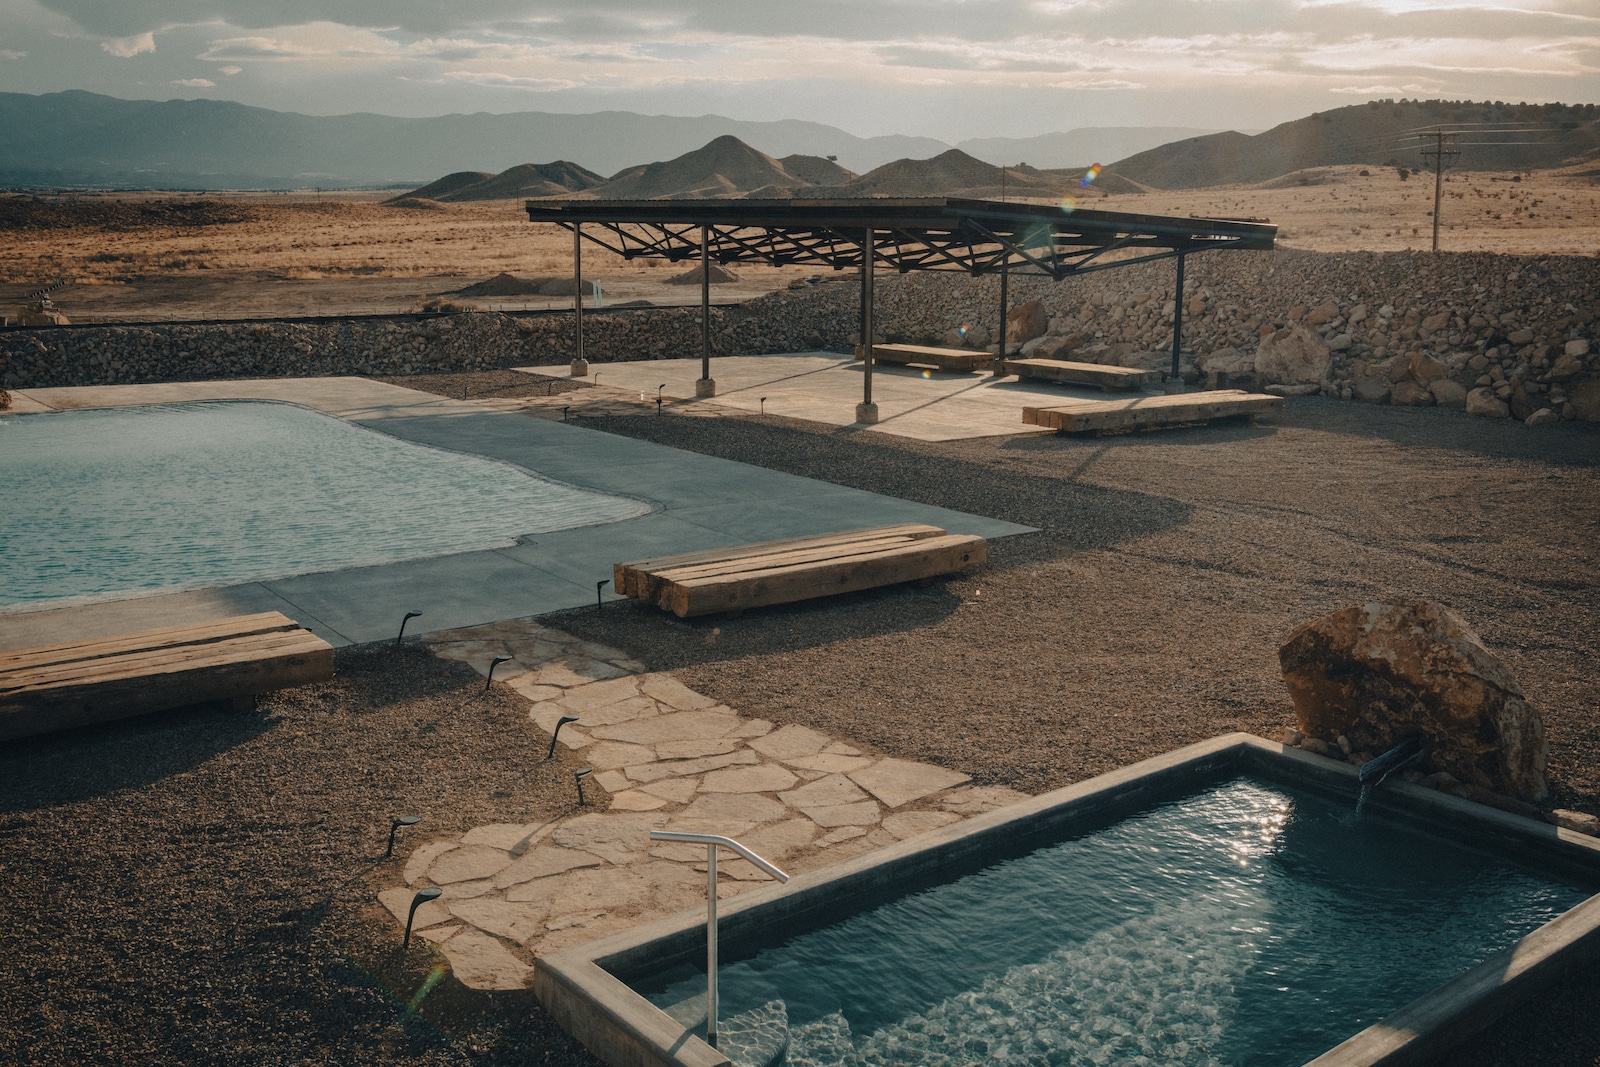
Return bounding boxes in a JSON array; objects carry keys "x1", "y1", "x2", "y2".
[
  {"x1": 396, "y1": 611, "x2": 422, "y2": 646},
  {"x1": 547, "y1": 715, "x2": 580, "y2": 760},
  {"x1": 574, "y1": 766, "x2": 594, "y2": 805},
  {"x1": 485, "y1": 656, "x2": 511, "y2": 691},
  {"x1": 386, "y1": 814, "x2": 420, "y2": 858},
  {"x1": 596, "y1": 578, "x2": 609, "y2": 611},
  {"x1": 403, "y1": 887, "x2": 443, "y2": 950}
]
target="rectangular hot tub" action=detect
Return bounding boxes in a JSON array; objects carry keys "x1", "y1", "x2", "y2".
[{"x1": 534, "y1": 734, "x2": 1600, "y2": 1067}]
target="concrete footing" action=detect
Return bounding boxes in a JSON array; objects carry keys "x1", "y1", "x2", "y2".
[
  {"x1": 1162, "y1": 377, "x2": 1186, "y2": 395},
  {"x1": 571, "y1": 359, "x2": 590, "y2": 377},
  {"x1": 854, "y1": 402, "x2": 879, "y2": 425},
  {"x1": 694, "y1": 378, "x2": 716, "y2": 398}
]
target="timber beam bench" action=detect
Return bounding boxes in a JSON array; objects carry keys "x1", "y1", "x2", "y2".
[
  {"x1": 853, "y1": 344, "x2": 992, "y2": 373},
  {"x1": 0, "y1": 611, "x2": 335, "y2": 742},
  {"x1": 615, "y1": 524, "x2": 987, "y2": 618},
  {"x1": 1004, "y1": 357, "x2": 1157, "y2": 392},
  {"x1": 1023, "y1": 389, "x2": 1283, "y2": 435}
]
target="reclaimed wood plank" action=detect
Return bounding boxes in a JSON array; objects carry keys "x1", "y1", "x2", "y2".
[
  {"x1": 1023, "y1": 390, "x2": 1281, "y2": 433},
  {"x1": 649, "y1": 532, "x2": 935, "y2": 587},
  {"x1": 1, "y1": 612, "x2": 305, "y2": 671},
  {"x1": 852, "y1": 343, "x2": 991, "y2": 372},
  {"x1": 0, "y1": 616, "x2": 334, "y2": 742},
  {"x1": 1005, "y1": 358, "x2": 1156, "y2": 391},
  {"x1": 616, "y1": 524, "x2": 945, "y2": 601},
  {"x1": 663, "y1": 534, "x2": 986, "y2": 618}
]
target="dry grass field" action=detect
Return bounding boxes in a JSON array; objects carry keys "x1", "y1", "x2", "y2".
[{"x1": 3, "y1": 163, "x2": 1597, "y2": 322}]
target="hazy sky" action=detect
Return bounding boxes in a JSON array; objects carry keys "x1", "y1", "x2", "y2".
[{"x1": 1, "y1": 0, "x2": 1595, "y2": 140}]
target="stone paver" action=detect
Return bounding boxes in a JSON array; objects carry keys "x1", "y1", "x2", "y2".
[{"x1": 376, "y1": 617, "x2": 1028, "y2": 990}]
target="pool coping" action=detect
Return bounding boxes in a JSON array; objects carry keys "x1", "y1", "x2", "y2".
[{"x1": 533, "y1": 732, "x2": 1600, "y2": 1067}]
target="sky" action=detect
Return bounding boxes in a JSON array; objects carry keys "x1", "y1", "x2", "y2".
[{"x1": 1, "y1": 0, "x2": 1595, "y2": 141}]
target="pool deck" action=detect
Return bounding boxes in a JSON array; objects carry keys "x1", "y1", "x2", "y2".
[
  {"x1": 519, "y1": 352, "x2": 1152, "y2": 442},
  {"x1": 0, "y1": 376, "x2": 1032, "y2": 651}
]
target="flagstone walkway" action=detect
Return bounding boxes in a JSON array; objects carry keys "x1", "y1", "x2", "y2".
[{"x1": 377, "y1": 617, "x2": 1028, "y2": 990}]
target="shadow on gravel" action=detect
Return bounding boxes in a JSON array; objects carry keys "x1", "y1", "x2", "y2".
[
  {"x1": 0, "y1": 700, "x2": 274, "y2": 812},
  {"x1": 583, "y1": 414, "x2": 1195, "y2": 567},
  {"x1": 996, "y1": 417, "x2": 1278, "y2": 454},
  {"x1": 1270, "y1": 396, "x2": 1600, "y2": 466}
]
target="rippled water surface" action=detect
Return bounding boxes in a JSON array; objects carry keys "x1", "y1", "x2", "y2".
[
  {"x1": 638, "y1": 777, "x2": 1593, "y2": 1067},
  {"x1": 1, "y1": 401, "x2": 650, "y2": 612}
]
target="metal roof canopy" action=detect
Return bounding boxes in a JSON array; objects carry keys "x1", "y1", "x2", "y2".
[
  {"x1": 525, "y1": 197, "x2": 1276, "y2": 424},
  {"x1": 523, "y1": 197, "x2": 1275, "y2": 279}
]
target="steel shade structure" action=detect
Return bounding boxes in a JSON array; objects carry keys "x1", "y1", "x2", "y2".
[{"x1": 525, "y1": 197, "x2": 1276, "y2": 419}]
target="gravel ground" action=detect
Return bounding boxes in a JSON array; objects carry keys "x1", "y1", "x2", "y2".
[
  {"x1": 0, "y1": 643, "x2": 605, "y2": 1067},
  {"x1": 7, "y1": 377, "x2": 1598, "y2": 1065},
  {"x1": 376, "y1": 369, "x2": 592, "y2": 402},
  {"x1": 544, "y1": 393, "x2": 1600, "y2": 1066}
]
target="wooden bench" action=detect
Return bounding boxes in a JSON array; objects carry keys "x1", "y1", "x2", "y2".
[
  {"x1": 615, "y1": 524, "x2": 987, "y2": 618},
  {"x1": 0, "y1": 612, "x2": 335, "y2": 742},
  {"x1": 1004, "y1": 357, "x2": 1156, "y2": 392},
  {"x1": 853, "y1": 343, "x2": 991, "y2": 373},
  {"x1": 1022, "y1": 389, "x2": 1283, "y2": 435}
]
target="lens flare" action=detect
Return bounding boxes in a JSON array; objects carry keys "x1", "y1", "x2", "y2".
[
  {"x1": 1059, "y1": 195, "x2": 1077, "y2": 213},
  {"x1": 958, "y1": 323, "x2": 970, "y2": 337},
  {"x1": 1080, "y1": 163, "x2": 1102, "y2": 188}
]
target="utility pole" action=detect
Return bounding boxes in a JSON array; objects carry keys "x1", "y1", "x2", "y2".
[{"x1": 1420, "y1": 130, "x2": 1459, "y2": 253}]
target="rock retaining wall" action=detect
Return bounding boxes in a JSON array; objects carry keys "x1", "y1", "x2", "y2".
[{"x1": 3, "y1": 249, "x2": 1596, "y2": 422}]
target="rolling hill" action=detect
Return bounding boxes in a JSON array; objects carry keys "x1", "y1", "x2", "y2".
[{"x1": 1105, "y1": 100, "x2": 1600, "y2": 189}]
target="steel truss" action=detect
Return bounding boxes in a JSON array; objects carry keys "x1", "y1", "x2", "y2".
[{"x1": 524, "y1": 198, "x2": 1274, "y2": 280}]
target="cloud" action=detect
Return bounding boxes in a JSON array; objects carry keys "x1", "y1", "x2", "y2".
[
  {"x1": 101, "y1": 31, "x2": 155, "y2": 57},
  {"x1": 172, "y1": 77, "x2": 215, "y2": 87},
  {"x1": 1329, "y1": 82, "x2": 1432, "y2": 93},
  {"x1": 0, "y1": 49, "x2": 26, "y2": 59},
  {"x1": 441, "y1": 70, "x2": 579, "y2": 91},
  {"x1": 218, "y1": 64, "x2": 241, "y2": 74}
]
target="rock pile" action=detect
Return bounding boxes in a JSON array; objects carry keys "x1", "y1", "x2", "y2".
[{"x1": 2, "y1": 249, "x2": 1595, "y2": 424}]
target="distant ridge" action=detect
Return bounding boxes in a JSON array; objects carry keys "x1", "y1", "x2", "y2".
[
  {"x1": 0, "y1": 89, "x2": 951, "y2": 188},
  {"x1": 396, "y1": 161, "x2": 605, "y2": 202},
  {"x1": 592, "y1": 136, "x2": 844, "y2": 199},
  {"x1": 958, "y1": 127, "x2": 1226, "y2": 169},
  {"x1": 1105, "y1": 100, "x2": 1600, "y2": 189}
]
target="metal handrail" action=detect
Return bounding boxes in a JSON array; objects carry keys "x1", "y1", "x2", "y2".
[{"x1": 649, "y1": 830, "x2": 789, "y2": 1049}]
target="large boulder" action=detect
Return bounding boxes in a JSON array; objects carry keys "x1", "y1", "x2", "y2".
[
  {"x1": 1568, "y1": 378, "x2": 1600, "y2": 422},
  {"x1": 1465, "y1": 387, "x2": 1510, "y2": 418},
  {"x1": 1278, "y1": 602, "x2": 1548, "y2": 802},
  {"x1": 1005, "y1": 300, "x2": 1048, "y2": 344},
  {"x1": 1254, "y1": 325, "x2": 1330, "y2": 385}
]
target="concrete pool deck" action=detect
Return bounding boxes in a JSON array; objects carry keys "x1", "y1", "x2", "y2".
[
  {"x1": 519, "y1": 352, "x2": 1154, "y2": 442},
  {"x1": 0, "y1": 377, "x2": 1033, "y2": 651}
]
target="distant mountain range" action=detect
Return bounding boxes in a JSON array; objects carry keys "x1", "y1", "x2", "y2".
[
  {"x1": 3, "y1": 91, "x2": 1594, "y2": 194},
  {"x1": 390, "y1": 137, "x2": 1108, "y2": 202},
  {"x1": 0, "y1": 90, "x2": 949, "y2": 188}
]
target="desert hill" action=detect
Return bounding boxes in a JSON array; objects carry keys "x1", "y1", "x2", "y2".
[
  {"x1": 957, "y1": 127, "x2": 1228, "y2": 169},
  {"x1": 398, "y1": 162, "x2": 606, "y2": 202},
  {"x1": 398, "y1": 171, "x2": 495, "y2": 201},
  {"x1": 590, "y1": 136, "x2": 840, "y2": 199},
  {"x1": 1107, "y1": 99, "x2": 1600, "y2": 189}
]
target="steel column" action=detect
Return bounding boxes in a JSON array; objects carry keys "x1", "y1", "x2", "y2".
[
  {"x1": 705, "y1": 842, "x2": 718, "y2": 1046},
  {"x1": 862, "y1": 226, "x2": 875, "y2": 415},
  {"x1": 1170, "y1": 251, "x2": 1185, "y2": 383},
  {"x1": 996, "y1": 255, "x2": 1010, "y2": 376},
  {"x1": 700, "y1": 225, "x2": 712, "y2": 383},
  {"x1": 572, "y1": 224, "x2": 586, "y2": 373}
]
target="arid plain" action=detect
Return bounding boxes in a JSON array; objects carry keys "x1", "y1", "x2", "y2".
[{"x1": 4, "y1": 162, "x2": 1598, "y2": 323}]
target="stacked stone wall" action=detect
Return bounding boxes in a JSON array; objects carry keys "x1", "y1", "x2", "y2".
[{"x1": 3, "y1": 249, "x2": 1596, "y2": 421}]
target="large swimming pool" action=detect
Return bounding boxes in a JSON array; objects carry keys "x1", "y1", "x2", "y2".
[
  {"x1": 635, "y1": 776, "x2": 1592, "y2": 1067},
  {"x1": 0, "y1": 400, "x2": 652, "y2": 613}
]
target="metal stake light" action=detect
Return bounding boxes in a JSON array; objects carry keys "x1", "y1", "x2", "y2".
[
  {"x1": 403, "y1": 887, "x2": 443, "y2": 950},
  {"x1": 547, "y1": 715, "x2": 580, "y2": 759},
  {"x1": 575, "y1": 766, "x2": 594, "y2": 805},
  {"x1": 485, "y1": 656, "x2": 511, "y2": 691},
  {"x1": 396, "y1": 611, "x2": 422, "y2": 646},
  {"x1": 386, "y1": 814, "x2": 420, "y2": 858}
]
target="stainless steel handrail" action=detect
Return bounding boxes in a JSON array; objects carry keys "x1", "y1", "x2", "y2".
[{"x1": 649, "y1": 830, "x2": 789, "y2": 1049}]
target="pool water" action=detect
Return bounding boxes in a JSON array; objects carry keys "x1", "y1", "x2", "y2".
[
  {"x1": 637, "y1": 778, "x2": 1592, "y2": 1067},
  {"x1": 0, "y1": 401, "x2": 651, "y2": 612}
]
